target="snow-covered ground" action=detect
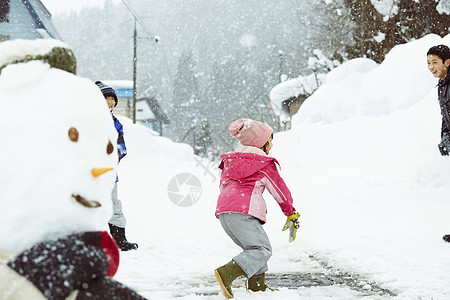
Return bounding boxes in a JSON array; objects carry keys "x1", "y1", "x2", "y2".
[{"x1": 113, "y1": 33, "x2": 450, "y2": 300}]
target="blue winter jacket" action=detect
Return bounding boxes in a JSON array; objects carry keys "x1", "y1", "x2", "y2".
[
  {"x1": 112, "y1": 114, "x2": 127, "y2": 160},
  {"x1": 112, "y1": 114, "x2": 127, "y2": 182}
]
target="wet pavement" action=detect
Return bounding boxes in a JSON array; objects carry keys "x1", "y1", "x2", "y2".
[
  {"x1": 170, "y1": 255, "x2": 398, "y2": 298},
  {"x1": 264, "y1": 255, "x2": 397, "y2": 298},
  {"x1": 266, "y1": 272, "x2": 396, "y2": 298}
]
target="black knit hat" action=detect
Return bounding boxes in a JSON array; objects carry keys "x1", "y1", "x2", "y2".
[{"x1": 95, "y1": 81, "x2": 118, "y2": 107}]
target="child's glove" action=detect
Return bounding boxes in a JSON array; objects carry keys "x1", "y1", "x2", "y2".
[{"x1": 282, "y1": 211, "x2": 300, "y2": 242}]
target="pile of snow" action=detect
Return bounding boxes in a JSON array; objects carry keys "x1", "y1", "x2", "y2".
[
  {"x1": 267, "y1": 33, "x2": 450, "y2": 298},
  {"x1": 284, "y1": 34, "x2": 450, "y2": 188}
]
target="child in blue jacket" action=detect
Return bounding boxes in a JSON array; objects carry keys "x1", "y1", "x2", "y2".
[{"x1": 96, "y1": 81, "x2": 138, "y2": 251}]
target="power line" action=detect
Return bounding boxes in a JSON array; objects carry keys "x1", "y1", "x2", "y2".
[
  {"x1": 119, "y1": 0, "x2": 173, "y2": 122},
  {"x1": 120, "y1": 0, "x2": 158, "y2": 42}
]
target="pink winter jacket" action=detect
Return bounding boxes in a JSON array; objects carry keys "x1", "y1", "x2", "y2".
[{"x1": 215, "y1": 145, "x2": 295, "y2": 223}]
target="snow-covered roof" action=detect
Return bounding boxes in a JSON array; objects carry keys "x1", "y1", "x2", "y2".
[
  {"x1": 269, "y1": 73, "x2": 323, "y2": 121},
  {"x1": 103, "y1": 80, "x2": 133, "y2": 98},
  {"x1": 103, "y1": 80, "x2": 133, "y2": 89},
  {"x1": 27, "y1": 0, "x2": 61, "y2": 39},
  {"x1": 136, "y1": 97, "x2": 170, "y2": 124},
  {"x1": 136, "y1": 100, "x2": 156, "y2": 120}
]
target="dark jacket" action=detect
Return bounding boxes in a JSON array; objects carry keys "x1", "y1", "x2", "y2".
[
  {"x1": 438, "y1": 73, "x2": 450, "y2": 137},
  {"x1": 4, "y1": 232, "x2": 146, "y2": 300}
]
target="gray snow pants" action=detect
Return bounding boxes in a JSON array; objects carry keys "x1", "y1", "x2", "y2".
[
  {"x1": 109, "y1": 182, "x2": 127, "y2": 228},
  {"x1": 219, "y1": 212, "x2": 272, "y2": 278}
]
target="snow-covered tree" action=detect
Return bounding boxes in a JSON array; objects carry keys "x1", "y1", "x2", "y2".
[
  {"x1": 299, "y1": 0, "x2": 355, "y2": 63},
  {"x1": 171, "y1": 50, "x2": 200, "y2": 144},
  {"x1": 194, "y1": 118, "x2": 213, "y2": 158}
]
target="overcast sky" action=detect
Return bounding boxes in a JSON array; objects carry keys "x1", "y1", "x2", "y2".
[{"x1": 41, "y1": 0, "x2": 120, "y2": 15}]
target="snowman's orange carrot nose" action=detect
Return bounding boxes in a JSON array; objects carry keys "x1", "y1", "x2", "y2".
[{"x1": 91, "y1": 168, "x2": 114, "y2": 177}]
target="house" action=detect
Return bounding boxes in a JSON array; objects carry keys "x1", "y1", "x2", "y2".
[
  {"x1": 269, "y1": 73, "x2": 323, "y2": 130},
  {"x1": 274, "y1": 95, "x2": 309, "y2": 130},
  {"x1": 103, "y1": 81, "x2": 170, "y2": 136},
  {"x1": 0, "y1": 0, "x2": 61, "y2": 41},
  {"x1": 136, "y1": 97, "x2": 170, "y2": 136}
]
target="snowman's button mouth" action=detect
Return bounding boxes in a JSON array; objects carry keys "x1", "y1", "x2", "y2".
[{"x1": 72, "y1": 194, "x2": 101, "y2": 208}]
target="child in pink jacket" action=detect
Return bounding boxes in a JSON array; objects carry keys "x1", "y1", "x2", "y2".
[{"x1": 214, "y1": 118, "x2": 299, "y2": 299}]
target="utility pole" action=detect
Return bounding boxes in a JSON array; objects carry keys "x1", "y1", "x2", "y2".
[
  {"x1": 121, "y1": 0, "x2": 158, "y2": 124},
  {"x1": 132, "y1": 17, "x2": 137, "y2": 124}
]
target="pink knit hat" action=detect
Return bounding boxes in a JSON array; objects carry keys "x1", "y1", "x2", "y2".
[{"x1": 228, "y1": 119, "x2": 273, "y2": 148}]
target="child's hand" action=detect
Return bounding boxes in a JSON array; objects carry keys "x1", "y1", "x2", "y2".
[{"x1": 282, "y1": 212, "x2": 300, "y2": 242}]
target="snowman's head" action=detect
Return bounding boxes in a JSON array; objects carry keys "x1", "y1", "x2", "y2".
[{"x1": 0, "y1": 39, "x2": 118, "y2": 252}]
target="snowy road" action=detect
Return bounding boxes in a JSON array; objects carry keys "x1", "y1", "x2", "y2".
[{"x1": 115, "y1": 237, "x2": 400, "y2": 300}]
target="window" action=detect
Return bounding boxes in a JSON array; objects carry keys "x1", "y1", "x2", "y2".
[{"x1": 0, "y1": 0, "x2": 10, "y2": 23}]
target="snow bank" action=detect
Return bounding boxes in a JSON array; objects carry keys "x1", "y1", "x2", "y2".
[
  {"x1": 259, "y1": 33, "x2": 450, "y2": 299},
  {"x1": 283, "y1": 34, "x2": 450, "y2": 188}
]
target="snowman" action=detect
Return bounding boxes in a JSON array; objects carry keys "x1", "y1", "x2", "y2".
[{"x1": 0, "y1": 39, "x2": 146, "y2": 299}]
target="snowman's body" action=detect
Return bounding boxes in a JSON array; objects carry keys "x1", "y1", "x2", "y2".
[{"x1": 0, "y1": 39, "x2": 145, "y2": 300}]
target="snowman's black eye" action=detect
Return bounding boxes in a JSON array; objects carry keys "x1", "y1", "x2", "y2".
[
  {"x1": 107, "y1": 141, "x2": 114, "y2": 154},
  {"x1": 68, "y1": 127, "x2": 79, "y2": 142}
]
